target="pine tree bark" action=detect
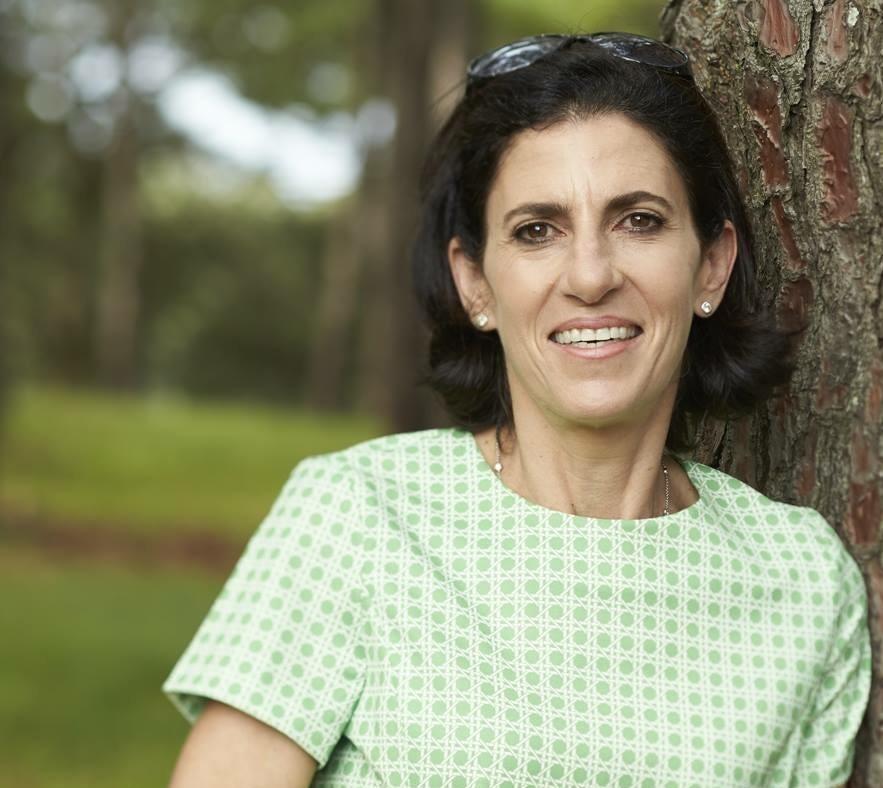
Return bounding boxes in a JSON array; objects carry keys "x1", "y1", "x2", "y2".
[{"x1": 661, "y1": 1, "x2": 883, "y2": 782}]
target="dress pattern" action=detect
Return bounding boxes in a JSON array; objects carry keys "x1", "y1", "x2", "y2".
[{"x1": 164, "y1": 427, "x2": 871, "y2": 787}]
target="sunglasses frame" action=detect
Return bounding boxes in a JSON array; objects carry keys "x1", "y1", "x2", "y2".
[{"x1": 466, "y1": 32, "x2": 692, "y2": 85}]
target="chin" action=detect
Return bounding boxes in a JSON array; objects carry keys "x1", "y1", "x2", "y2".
[{"x1": 555, "y1": 399, "x2": 637, "y2": 428}]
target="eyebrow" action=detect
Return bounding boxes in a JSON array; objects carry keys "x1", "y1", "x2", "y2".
[{"x1": 502, "y1": 190, "x2": 676, "y2": 225}]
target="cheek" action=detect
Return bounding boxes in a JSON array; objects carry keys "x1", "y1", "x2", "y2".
[
  {"x1": 487, "y1": 266, "x2": 548, "y2": 321},
  {"x1": 492, "y1": 288, "x2": 551, "y2": 365},
  {"x1": 645, "y1": 258, "x2": 701, "y2": 309}
]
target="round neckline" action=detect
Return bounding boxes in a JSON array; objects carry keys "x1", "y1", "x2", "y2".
[{"x1": 454, "y1": 426, "x2": 707, "y2": 524}]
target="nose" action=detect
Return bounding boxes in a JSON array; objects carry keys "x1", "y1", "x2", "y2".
[{"x1": 560, "y1": 234, "x2": 624, "y2": 304}]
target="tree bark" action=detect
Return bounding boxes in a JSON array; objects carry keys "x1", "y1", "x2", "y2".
[{"x1": 660, "y1": 1, "x2": 883, "y2": 782}]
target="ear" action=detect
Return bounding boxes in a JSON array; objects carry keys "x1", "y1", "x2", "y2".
[
  {"x1": 694, "y1": 219, "x2": 738, "y2": 316},
  {"x1": 447, "y1": 236, "x2": 496, "y2": 329}
]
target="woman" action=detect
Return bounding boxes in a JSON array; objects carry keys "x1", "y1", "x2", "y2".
[{"x1": 163, "y1": 33, "x2": 871, "y2": 787}]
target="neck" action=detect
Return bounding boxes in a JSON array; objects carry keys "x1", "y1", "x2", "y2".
[{"x1": 496, "y1": 402, "x2": 675, "y2": 520}]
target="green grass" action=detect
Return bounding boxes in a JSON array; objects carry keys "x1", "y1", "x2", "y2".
[
  {"x1": 0, "y1": 545, "x2": 226, "y2": 788},
  {"x1": 0, "y1": 385, "x2": 382, "y2": 540}
]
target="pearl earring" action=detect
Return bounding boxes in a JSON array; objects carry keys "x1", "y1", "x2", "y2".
[
  {"x1": 474, "y1": 313, "x2": 489, "y2": 328},
  {"x1": 700, "y1": 301, "x2": 713, "y2": 315}
]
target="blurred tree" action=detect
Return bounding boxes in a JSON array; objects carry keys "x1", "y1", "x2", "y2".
[
  {"x1": 349, "y1": 0, "x2": 476, "y2": 430},
  {"x1": 0, "y1": 34, "x2": 26, "y2": 438},
  {"x1": 304, "y1": 6, "x2": 387, "y2": 413},
  {"x1": 304, "y1": 0, "x2": 474, "y2": 418},
  {"x1": 94, "y1": 0, "x2": 145, "y2": 388},
  {"x1": 1, "y1": 0, "x2": 166, "y2": 389},
  {"x1": 662, "y1": 0, "x2": 883, "y2": 781},
  {"x1": 304, "y1": 192, "x2": 362, "y2": 411}
]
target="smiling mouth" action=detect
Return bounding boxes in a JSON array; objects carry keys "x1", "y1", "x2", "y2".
[{"x1": 551, "y1": 325, "x2": 642, "y2": 347}]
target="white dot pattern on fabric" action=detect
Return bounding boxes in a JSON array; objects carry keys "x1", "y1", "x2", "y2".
[{"x1": 163, "y1": 427, "x2": 871, "y2": 787}]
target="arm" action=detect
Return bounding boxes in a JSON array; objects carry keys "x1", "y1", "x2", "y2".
[
  {"x1": 787, "y1": 515, "x2": 872, "y2": 788},
  {"x1": 168, "y1": 701, "x2": 318, "y2": 788}
]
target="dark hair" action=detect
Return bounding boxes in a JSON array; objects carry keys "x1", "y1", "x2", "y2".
[{"x1": 411, "y1": 38, "x2": 793, "y2": 451}]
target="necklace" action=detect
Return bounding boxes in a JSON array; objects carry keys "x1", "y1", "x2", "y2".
[{"x1": 493, "y1": 428, "x2": 671, "y2": 517}]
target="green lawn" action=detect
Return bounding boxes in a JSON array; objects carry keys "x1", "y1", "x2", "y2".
[
  {"x1": 0, "y1": 544, "x2": 226, "y2": 788},
  {"x1": 0, "y1": 385, "x2": 381, "y2": 540}
]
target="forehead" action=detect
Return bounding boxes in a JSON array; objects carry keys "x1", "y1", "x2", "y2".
[{"x1": 488, "y1": 113, "x2": 688, "y2": 213}]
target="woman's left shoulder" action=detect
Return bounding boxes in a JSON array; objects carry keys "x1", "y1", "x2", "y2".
[{"x1": 684, "y1": 460, "x2": 864, "y2": 585}]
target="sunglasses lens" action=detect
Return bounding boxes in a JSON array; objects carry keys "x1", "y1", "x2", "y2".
[
  {"x1": 589, "y1": 33, "x2": 689, "y2": 70},
  {"x1": 468, "y1": 35, "x2": 565, "y2": 79},
  {"x1": 466, "y1": 32, "x2": 692, "y2": 85}
]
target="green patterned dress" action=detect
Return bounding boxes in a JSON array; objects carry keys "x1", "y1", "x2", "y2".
[{"x1": 164, "y1": 427, "x2": 871, "y2": 787}]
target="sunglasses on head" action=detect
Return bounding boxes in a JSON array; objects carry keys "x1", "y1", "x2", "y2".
[{"x1": 466, "y1": 32, "x2": 692, "y2": 85}]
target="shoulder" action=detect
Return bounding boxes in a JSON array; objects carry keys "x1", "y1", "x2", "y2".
[
  {"x1": 315, "y1": 426, "x2": 462, "y2": 463},
  {"x1": 270, "y1": 428, "x2": 462, "y2": 523},
  {"x1": 297, "y1": 427, "x2": 464, "y2": 486},
  {"x1": 686, "y1": 459, "x2": 833, "y2": 537},
  {"x1": 684, "y1": 460, "x2": 864, "y2": 594}
]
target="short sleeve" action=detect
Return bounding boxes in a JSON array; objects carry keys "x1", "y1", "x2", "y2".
[
  {"x1": 790, "y1": 545, "x2": 872, "y2": 787},
  {"x1": 162, "y1": 455, "x2": 373, "y2": 769}
]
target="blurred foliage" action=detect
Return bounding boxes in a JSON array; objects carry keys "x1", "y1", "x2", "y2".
[
  {"x1": 166, "y1": 0, "x2": 372, "y2": 108},
  {"x1": 487, "y1": 0, "x2": 665, "y2": 42},
  {"x1": 140, "y1": 180, "x2": 329, "y2": 399}
]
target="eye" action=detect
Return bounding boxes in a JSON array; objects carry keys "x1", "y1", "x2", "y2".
[
  {"x1": 514, "y1": 221, "x2": 558, "y2": 243},
  {"x1": 622, "y1": 212, "x2": 664, "y2": 232}
]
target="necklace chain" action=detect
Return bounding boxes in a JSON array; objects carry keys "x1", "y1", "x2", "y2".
[{"x1": 493, "y1": 430, "x2": 671, "y2": 517}]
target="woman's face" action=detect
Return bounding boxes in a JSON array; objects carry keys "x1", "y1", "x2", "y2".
[{"x1": 449, "y1": 112, "x2": 737, "y2": 433}]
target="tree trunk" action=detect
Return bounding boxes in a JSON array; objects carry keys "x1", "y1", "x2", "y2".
[
  {"x1": 306, "y1": 1, "x2": 387, "y2": 413},
  {"x1": 355, "y1": 0, "x2": 474, "y2": 430},
  {"x1": 351, "y1": 142, "x2": 394, "y2": 416},
  {"x1": 0, "y1": 77, "x2": 18, "y2": 441},
  {"x1": 660, "y1": 1, "x2": 882, "y2": 782},
  {"x1": 94, "y1": 0, "x2": 143, "y2": 389},
  {"x1": 354, "y1": 0, "x2": 437, "y2": 426},
  {"x1": 305, "y1": 211, "x2": 359, "y2": 411}
]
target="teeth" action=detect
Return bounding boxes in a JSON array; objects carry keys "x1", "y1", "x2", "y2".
[{"x1": 553, "y1": 326, "x2": 638, "y2": 345}]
